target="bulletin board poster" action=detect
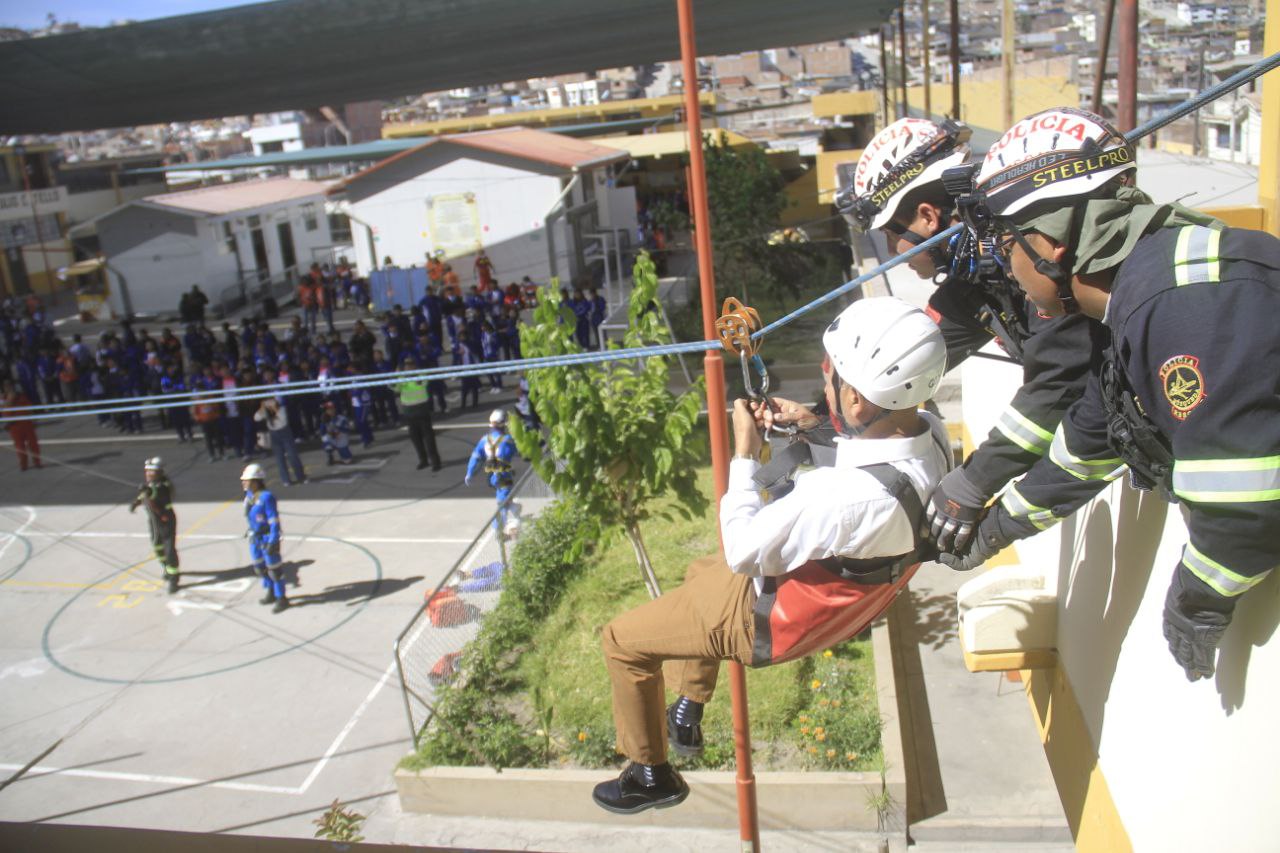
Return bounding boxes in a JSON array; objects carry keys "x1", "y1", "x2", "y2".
[{"x1": 427, "y1": 193, "x2": 481, "y2": 258}]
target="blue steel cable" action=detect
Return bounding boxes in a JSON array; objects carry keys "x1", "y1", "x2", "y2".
[
  {"x1": 5, "y1": 51, "x2": 1278, "y2": 426},
  {"x1": 1125, "y1": 51, "x2": 1280, "y2": 143}
]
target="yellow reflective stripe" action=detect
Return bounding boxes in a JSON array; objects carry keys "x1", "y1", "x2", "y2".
[
  {"x1": 1173, "y1": 225, "x2": 1223, "y2": 286},
  {"x1": 1172, "y1": 455, "x2": 1280, "y2": 502},
  {"x1": 1049, "y1": 429, "x2": 1127, "y2": 482},
  {"x1": 995, "y1": 407, "x2": 1054, "y2": 455},
  {"x1": 1182, "y1": 543, "x2": 1270, "y2": 597},
  {"x1": 999, "y1": 484, "x2": 1059, "y2": 531}
]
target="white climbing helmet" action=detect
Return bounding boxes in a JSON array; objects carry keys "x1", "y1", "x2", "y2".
[
  {"x1": 489, "y1": 408, "x2": 507, "y2": 428},
  {"x1": 842, "y1": 118, "x2": 971, "y2": 232},
  {"x1": 240, "y1": 463, "x2": 267, "y2": 482},
  {"x1": 822, "y1": 296, "x2": 946, "y2": 410},
  {"x1": 975, "y1": 107, "x2": 1135, "y2": 219},
  {"x1": 144, "y1": 456, "x2": 164, "y2": 472}
]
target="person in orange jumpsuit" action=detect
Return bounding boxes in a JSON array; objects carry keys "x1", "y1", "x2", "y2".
[
  {"x1": 1, "y1": 380, "x2": 42, "y2": 472},
  {"x1": 473, "y1": 249, "x2": 496, "y2": 292}
]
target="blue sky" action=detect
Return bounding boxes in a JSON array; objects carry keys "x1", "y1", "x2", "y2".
[{"x1": 1, "y1": 1, "x2": 256, "y2": 29}]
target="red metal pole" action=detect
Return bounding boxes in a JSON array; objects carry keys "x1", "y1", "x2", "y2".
[
  {"x1": 676, "y1": 1, "x2": 758, "y2": 850},
  {"x1": 1116, "y1": 0, "x2": 1138, "y2": 132}
]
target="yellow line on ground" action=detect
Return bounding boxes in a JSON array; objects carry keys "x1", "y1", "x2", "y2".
[{"x1": 1, "y1": 500, "x2": 237, "y2": 592}]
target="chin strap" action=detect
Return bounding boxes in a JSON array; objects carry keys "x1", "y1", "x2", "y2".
[
  {"x1": 896, "y1": 224, "x2": 952, "y2": 281},
  {"x1": 828, "y1": 371, "x2": 891, "y2": 438},
  {"x1": 1006, "y1": 224, "x2": 1079, "y2": 315}
]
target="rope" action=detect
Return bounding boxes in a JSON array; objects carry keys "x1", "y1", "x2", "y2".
[{"x1": 4, "y1": 50, "x2": 1277, "y2": 427}]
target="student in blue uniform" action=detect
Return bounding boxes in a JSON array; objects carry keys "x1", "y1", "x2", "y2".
[{"x1": 241, "y1": 463, "x2": 289, "y2": 613}]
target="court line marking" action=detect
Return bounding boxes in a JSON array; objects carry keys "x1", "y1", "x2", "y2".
[
  {"x1": 0, "y1": 506, "x2": 36, "y2": 564},
  {"x1": 0, "y1": 762, "x2": 298, "y2": 795},
  {"x1": 0, "y1": 524, "x2": 497, "y2": 795}
]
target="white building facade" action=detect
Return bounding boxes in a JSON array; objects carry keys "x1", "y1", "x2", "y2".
[
  {"x1": 328, "y1": 128, "x2": 630, "y2": 291},
  {"x1": 95, "y1": 178, "x2": 333, "y2": 318}
]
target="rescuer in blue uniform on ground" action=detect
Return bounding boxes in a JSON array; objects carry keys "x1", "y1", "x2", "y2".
[
  {"x1": 940, "y1": 107, "x2": 1280, "y2": 682},
  {"x1": 241, "y1": 462, "x2": 289, "y2": 613},
  {"x1": 465, "y1": 408, "x2": 517, "y2": 530}
]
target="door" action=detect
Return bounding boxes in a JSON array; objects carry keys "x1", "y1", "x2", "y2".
[
  {"x1": 276, "y1": 222, "x2": 297, "y2": 272},
  {"x1": 4, "y1": 246, "x2": 30, "y2": 296},
  {"x1": 250, "y1": 227, "x2": 270, "y2": 282}
]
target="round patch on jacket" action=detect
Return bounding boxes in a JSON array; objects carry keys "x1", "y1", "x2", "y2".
[{"x1": 1159, "y1": 355, "x2": 1205, "y2": 420}]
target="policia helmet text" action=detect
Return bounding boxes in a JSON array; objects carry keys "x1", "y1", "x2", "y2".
[
  {"x1": 836, "y1": 117, "x2": 972, "y2": 234},
  {"x1": 957, "y1": 108, "x2": 1136, "y2": 314}
]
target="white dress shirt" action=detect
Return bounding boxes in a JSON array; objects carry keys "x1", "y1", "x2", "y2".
[{"x1": 720, "y1": 412, "x2": 952, "y2": 586}]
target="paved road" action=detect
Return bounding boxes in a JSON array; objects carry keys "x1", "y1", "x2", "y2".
[{"x1": 0, "y1": 394, "x2": 522, "y2": 842}]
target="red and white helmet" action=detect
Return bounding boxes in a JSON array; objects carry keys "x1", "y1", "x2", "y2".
[
  {"x1": 844, "y1": 118, "x2": 971, "y2": 231},
  {"x1": 976, "y1": 108, "x2": 1135, "y2": 219}
]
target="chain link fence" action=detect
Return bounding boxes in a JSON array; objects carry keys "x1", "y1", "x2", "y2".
[{"x1": 392, "y1": 468, "x2": 552, "y2": 748}]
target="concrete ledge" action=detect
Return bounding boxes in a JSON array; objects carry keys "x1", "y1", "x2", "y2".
[{"x1": 396, "y1": 617, "x2": 907, "y2": 839}]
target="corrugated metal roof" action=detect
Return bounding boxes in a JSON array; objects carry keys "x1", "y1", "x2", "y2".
[
  {"x1": 329, "y1": 127, "x2": 628, "y2": 194},
  {"x1": 449, "y1": 127, "x2": 628, "y2": 169},
  {"x1": 143, "y1": 177, "x2": 329, "y2": 216}
]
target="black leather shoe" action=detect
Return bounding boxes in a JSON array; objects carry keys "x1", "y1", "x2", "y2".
[
  {"x1": 666, "y1": 702, "x2": 703, "y2": 757},
  {"x1": 167, "y1": 574, "x2": 179, "y2": 594},
  {"x1": 591, "y1": 762, "x2": 689, "y2": 815}
]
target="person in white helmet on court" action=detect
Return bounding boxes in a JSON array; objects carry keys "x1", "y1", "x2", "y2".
[
  {"x1": 837, "y1": 116, "x2": 1100, "y2": 561},
  {"x1": 592, "y1": 297, "x2": 951, "y2": 815},
  {"x1": 940, "y1": 107, "x2": 1280, "y2": 682},
  {"x1": 465, "y1": 408, "x2": 518, "y2": 531},
  {"x1": 241, "y1": 462, "x2": 289, "y2": 613},
  {"x1": 130, "y1": 456, "x2": 180, "y2": 594}
]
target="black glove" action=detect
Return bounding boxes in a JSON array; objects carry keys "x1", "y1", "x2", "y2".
[
  {"x1": 1162, "y1": 566, "x2": 1231, "y2": 682},
  {"x1": 936, "y1": 502, "x2": 1038, "y2": 572},
  {"x1": 924, "y1": 466, "x2": 991, "y2": 554}
]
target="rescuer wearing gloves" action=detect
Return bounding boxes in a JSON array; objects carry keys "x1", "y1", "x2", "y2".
[
  {"x1": 241, "y1": 463, "x2": 289, "y2": 613},
  {"x1": 130, "y1": 456, "x2": 180, "y2": 594},
  {"x1": 592, "y1": 297, "x2": 951, "y2": 815},
  {"x1": 940, "y1": 107, "x2": 1280, "y2": 682},
  {"x1": 837, "y1": 117, "x2": 1099, "y2": 557},
  {"x1": 465, "y1": 408, "x2": 517, "y2": 530}
]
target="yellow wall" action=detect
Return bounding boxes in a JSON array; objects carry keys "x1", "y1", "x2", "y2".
[
  {"x1": 815, "y1": 148, "x2": 864, "y2": 200},
  {"x1": 811, "y1": 90, "x2": 878, "y2": 119},
  {"x1": 1260, "y1": 0, "x2": 1279, "y2": 235},
  {"x1": 903, "y1": 76, "x2": 1080, "y2": 130},
  {"x1": 382, "y1": 93, "x2": 717, "y2": 139}
]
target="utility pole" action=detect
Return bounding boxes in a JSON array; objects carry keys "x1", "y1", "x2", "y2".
[
  {"x1": 1092, "y1": 0, "x2": 1117, "y2": 114},
  {"x1": 898, "y1": 7, "x2": 910, "y2": 117},
  {"x1": 1002, "y1": 0, "x2": 1016, "y2": 128},
  {"x1": 881, "y1": 27, "x2": 892, "y2": 124},
  {"x1": 13, "y1": 145, "x2": 55, "y2": 304},
  {"x1": 1116, "y1": 0, "x2": 1138, "y2": 132},
  {"x1": 922, "y1": 0, "x2": 932, "y2": 117},
  {"x1": 675, "y1": 2, "x2": 759, "y2": 850},
  {"x1": 949, "y1": 0, "x2": 962, "y2": 118}
]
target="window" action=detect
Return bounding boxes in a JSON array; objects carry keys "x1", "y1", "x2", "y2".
[
  {"x1": 302, "y1": 202, "x2": 318, "y2": 232},
  {"x1": 328, "y1": 212, "x2": 352, "y2": 243}
]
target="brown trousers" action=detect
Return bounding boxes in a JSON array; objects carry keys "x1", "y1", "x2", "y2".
[{"x1": 601, "y1": 553, "x2": 756, "y2": 765}]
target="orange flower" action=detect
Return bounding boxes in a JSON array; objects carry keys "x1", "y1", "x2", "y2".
[
  {"x1": 577, "y1": 731, "x2": 587, "y2": 742},
  {"x1": 823, "y1": 649, "x2": 833, "y2": 658},
  {"x1": 810, "y1": 679, "x2": 821, "y2": 690},
  {"x1": 807, "y1": 746, "x2": 818, "y2": 755},
  {"x1": 800, "y1": 726, "x2": 810, "y2": 735},
  {"x1": 814, "y1": 727, "x2": 825, "y2": 735},
  {"x1": 816, "y1": 732, "x2": 826, "y2": 742},
  {"x1": 846, "y1": 751, "x2": 858, "y2": 761},
  {"x1": 826, "y1": 749, "x2": 836, "y2": 758}
]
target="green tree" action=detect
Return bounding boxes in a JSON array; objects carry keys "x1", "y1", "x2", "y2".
[
  {"x1": 510, "y1": 252, "x2": 707, "y2": 597},
  {"x1": 703, "y1": 131, "x2": 786, "y2": 302}
]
